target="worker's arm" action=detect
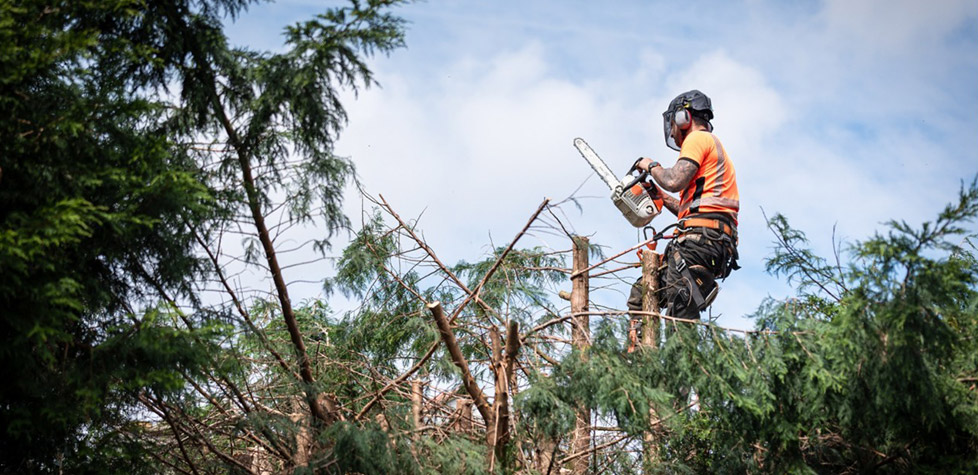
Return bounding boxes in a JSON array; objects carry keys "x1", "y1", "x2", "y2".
[
  {"x1": 658, "y1": 192, "x2": 681, "y2": 216},
  {"x1": 644, "y1": 183, "x2": 681, "y2": 217},
  {"x1": 637, "y1": 157, "x2": 698, "y2": 193}
]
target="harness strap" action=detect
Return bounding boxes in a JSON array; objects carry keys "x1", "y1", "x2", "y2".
[{"x1": 679, "y1": 217, "x2": 736, "y2": 238}]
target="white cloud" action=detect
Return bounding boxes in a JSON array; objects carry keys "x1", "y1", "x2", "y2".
[{"x1": 337, "y1": 42, "x2": 660, "y2": 258}]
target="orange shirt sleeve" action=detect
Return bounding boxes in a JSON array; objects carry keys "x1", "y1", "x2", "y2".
[{"x1": 677, "y1": 131, "x2": 713, "y2": 166}]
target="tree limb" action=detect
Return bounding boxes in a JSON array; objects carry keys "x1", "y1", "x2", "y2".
[{"x1": 428, "y1": 301, "x2": 494, "y2": 427}]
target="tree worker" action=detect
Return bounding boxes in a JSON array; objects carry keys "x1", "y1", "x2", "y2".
[{"x1": 627, "y1": 89, "x2": 740, "y2": 323}]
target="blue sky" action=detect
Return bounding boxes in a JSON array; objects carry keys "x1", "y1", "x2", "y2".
[{"x1": 226, "y1": 0, "x2": 978, "y2": 329}]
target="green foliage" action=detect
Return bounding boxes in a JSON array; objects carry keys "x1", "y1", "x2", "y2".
[
  {"x1": 317, "y1": 421, "x2": 413, "y2": 474},
  {"x1": 298, "y1": 421, "x2": 488, "y2": 475},
  {"x1": 517, "y1": 374, "x2": 577, "y2": 441},
  {"x1": 414, "y1": 434, "x2": 490, "y2": 475},
  {"x1": 164, "y1": 0, "x2": 406, "y2": 250},
  {"x1": 454, "y1": 246, "x2": 567, "y2": 319},
  {"x1": 327, "y1": 213, "x2": 439, "y2": 379},
  {"x1": 508, "y1": 180, "x2": 978, "y2": 473},
  {"x1": 1, "y1": 0, "x2": 226, "y2": 470},
  {"x1": 656, "y1": 179, "x2": 978, "y2": 472}
]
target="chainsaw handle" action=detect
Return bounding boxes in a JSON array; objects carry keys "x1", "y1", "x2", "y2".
[
  {"x1": 623, "y1": 159, "x2": 649, "y2": 190},
  {"x1": 627, "y1": 158, "x2": 646, "y2": 174},
  {"x1": 625, "y1": 156, "x2": 656, "y2": 187},
  {"x1": 622, "y1": 173, "x2": 646, "y2": 192}
]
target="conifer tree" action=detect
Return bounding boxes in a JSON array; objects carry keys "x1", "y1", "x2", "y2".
[
  {"x1": 1, "y1": 0, "x2": 406, "y2": 471},
  {"x1": 527, "y1": 180, "x2": 978, "y2": 473},
  {"x1": 0, "y1": 1, "x2": 230, "y2": 471}
]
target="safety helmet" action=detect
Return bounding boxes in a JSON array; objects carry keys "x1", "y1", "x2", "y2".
[{"x1": 662, "y1": 90, "x2": 714, "y2": 151}]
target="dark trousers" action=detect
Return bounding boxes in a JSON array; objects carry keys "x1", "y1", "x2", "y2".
[{"x1": 627, "y1": 227, "x2": 737, "y2": 320}]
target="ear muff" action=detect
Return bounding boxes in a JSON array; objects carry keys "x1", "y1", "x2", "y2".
[{"x1": 674, "y1": 107, "x2": 691, "y2": 130}]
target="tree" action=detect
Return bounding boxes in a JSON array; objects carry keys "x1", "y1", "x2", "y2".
[
  {"x1": 0, "y1": 0, "x2": 224, "y2": 471},
  {"x1": 608, "y1": 179, "x2": 978, "y2": 473},
  {"x1": 109, "y1": 0, "x2": 410, "y2": 472},
  {"x1": 750, "y1": 179, "x2": 978, "y2": 472},
  {"x1": 1, "y1": 0, "x2": 406, "y2": 471},
  {"x1": 184, "y1": 177, "x2": 977, "y2": 473}
]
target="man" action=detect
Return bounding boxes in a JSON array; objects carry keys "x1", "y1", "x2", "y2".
[{"x1": 627, "y1": 89, "x2": 740, "y2": 320}]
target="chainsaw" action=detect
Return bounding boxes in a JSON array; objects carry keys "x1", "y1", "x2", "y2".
[{"x1": 573, "y1": 137, "x2": 662, "y2": 227}]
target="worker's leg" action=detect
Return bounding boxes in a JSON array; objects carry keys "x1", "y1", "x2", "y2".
[
  {"x1": 627, "y1": 267, "x2": 668, "y2": 311},
  {"x1": 662, "y1": 236, "x2": 727, "y2": 319},
  {"x1": 626, "y1": 277, "x2": 644, "y2": 313},
  {"x1": 625, "y1": 278, "x2": 643, "y2": 351},
  {"x1": 662, "y1": 252, "x2": 700, "y2": 319},
  {"x1": 628, "y1": 232, "x2": 733, "y2": 320}
]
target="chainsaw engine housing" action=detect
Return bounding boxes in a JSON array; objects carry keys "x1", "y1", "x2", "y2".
[{"x1": 612, "y1": 177, "x2": 661, "y2": 227}]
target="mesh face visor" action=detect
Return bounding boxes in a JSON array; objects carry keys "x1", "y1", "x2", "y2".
[{"x1": 662, "y1": 109, "x2": 680, "y2": 151}]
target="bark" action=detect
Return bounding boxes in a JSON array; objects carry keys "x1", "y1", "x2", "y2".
[
  {"x1": 489, "y1": 320, "x2": 522, "y2": 465},
  {"x1": 489, "y1": 325, "x2": 504, "y2": 468},
  {"x1": 430, "y1": 301, "x2": 524, "y2": 470},
  {"x1": 411, "y1": 380, "x2": 424, "y2": 433},
  {"x1": 641, "y1": 251, "x2": 663, "y2": 469},
  {"x1": 536, "y1": 439, "x2": 557, "y2": 475},
  {"x1": 290, "y1": 397, "x2": 312, "y2": 468},
  {"x1": 570, "y1": 236, "x2": 591, "y2": 475},
  {"x1": 235, "y1": 148, "x2": 334, "y2": 426},
  {"x1": 640, "y1": 251, "x2": 662, "y2": 348},
  {"x1": 456, "y1": 398, "x2": 473, "y2": 432}
]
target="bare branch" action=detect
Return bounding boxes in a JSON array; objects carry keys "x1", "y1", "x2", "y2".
[{"x1": 428, "y1": 301, "x2": 494, "y2": 426}]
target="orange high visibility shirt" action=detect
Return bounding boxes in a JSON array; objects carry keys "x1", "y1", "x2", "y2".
[{"x1": 676, "y1": 130, "x2": 740, "y2": 225}]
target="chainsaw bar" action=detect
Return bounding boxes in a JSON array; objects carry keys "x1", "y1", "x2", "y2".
[
  {"x1": 573, "y1": 138, "x2": 620, "y2": 192},
  {"x1": 573, "y1": 137, "x2": 660, "y2": 228}
]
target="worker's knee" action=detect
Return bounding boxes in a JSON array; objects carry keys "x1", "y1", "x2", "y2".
[
  {"x1": 688, "y1": 265, "x2": 718, "y2": 310},
  {"x1": 666, "y1": 264, "x2": 718, "y2": 317},
  {"x1": 626, "y1": 278, "x2": 644, "y2": 312},
  {"x1": 627, "y1": 275, "x2": 669, "y2": 312}
]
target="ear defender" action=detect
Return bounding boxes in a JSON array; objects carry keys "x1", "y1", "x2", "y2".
[{"x1": 674, "y1": 107, "x2": 691, "y2": 130}]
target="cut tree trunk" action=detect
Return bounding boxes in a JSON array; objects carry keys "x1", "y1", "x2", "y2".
[
  {"x1": 570, "y1": 236, "x2": 591, "y2": 475},
  {"x1": 640, "y1": 251, "x2": 662, "y2": 469}
]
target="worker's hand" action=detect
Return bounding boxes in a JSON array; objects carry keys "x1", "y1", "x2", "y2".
[{"x1": 635, "y1": 157, "x2": 658, "y2": 174}]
